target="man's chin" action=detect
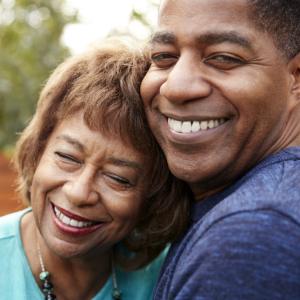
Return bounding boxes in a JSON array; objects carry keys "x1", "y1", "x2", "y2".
[{"x1": 168, "y1": 161, "x2": 215, "y2": 186}]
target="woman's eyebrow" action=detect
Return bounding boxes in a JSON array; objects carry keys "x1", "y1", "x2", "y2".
[
  {"x1": 109, "y1": 157, "x2": 143, "y2": 174},
  {"x1": 56, "y1": 134, "x2": 86, "y2": 151}
]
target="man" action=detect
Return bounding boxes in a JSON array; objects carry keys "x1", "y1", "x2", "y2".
[{"x1": 141, "y1": 0, "x2": 300, "y2": 299}]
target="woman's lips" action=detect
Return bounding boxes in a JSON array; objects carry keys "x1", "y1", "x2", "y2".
[
  {"x1": 54, "y1": 203, "x2": 98, "y2": 222},
  {"x1": 50, "y1": 204, "x2": 104, "y2": 237}
]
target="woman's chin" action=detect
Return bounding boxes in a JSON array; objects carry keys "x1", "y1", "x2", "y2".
[{"x1": 42, "y1": 236, "x2": 109, "y2": 260}]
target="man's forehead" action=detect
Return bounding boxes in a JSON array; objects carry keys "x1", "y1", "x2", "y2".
[
  {"x1": 157, "y1": 0, "x2": 252, "y2": 27},
  {"x1": 153, "y1": 0, "x2": 266, "y2": 51}
]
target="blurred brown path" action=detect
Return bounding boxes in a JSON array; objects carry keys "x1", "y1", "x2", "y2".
[{"x1": 0, "y1": 152, "x2": 27, "y2": 217}]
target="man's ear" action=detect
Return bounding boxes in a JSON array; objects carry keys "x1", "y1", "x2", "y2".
[{"x1": 288, "y1": 52, "x2": 300, "y2": 109}]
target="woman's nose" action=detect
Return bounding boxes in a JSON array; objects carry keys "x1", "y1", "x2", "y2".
[
  {"x1": 62, "y1": 169, "x2": 99, "y2": 206},
  {"x1": 161, "y1": 53, "x2": 212, "y2": 104}
]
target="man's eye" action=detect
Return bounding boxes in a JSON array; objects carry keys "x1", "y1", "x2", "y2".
[
  {"x1": 152, "y1": 53, "x2": 173, "y2": 61},
  {"x1": 152, "y1": 53, "x2": 177, "y2": 67},
  {"x1": 55, "y1": 152, "x2": 81, "y2": 164},
  {"x1": 206, "y1": 55, "x2": 243, "y2": 69}
]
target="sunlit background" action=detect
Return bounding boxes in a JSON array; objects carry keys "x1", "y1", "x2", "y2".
[
  {"x1": 63, "y1": 0, "x2": 159, "y2": 55},
  {"x1": 0, "y1": 0, "x2": 159, "y2": 216}
]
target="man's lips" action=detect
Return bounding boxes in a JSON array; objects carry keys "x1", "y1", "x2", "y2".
[
  {"x1": 50, "y1": 204, "x2": 104, "y2": 237},
  {"x1": 162, "y1": 115, "x2": 228, "y2": 144},
  {"x1": 167, "y1": 116, "x2": 226, "y2": 133}
]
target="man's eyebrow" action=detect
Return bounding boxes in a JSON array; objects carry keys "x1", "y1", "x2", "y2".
[
  {"x1": 197, "y1": 31, "x2": 252, "y2": 50},
  {"x1": 56, "y1": 134, "x2": 86, "y2": 151},
  {"x1": 109, "y1": 157, "x2": 143, "y2": 174},
  {"x1": 150, "y1": 30, "x2": 252, "y2": 50},
  {"x1": 150, "y1": 31, "x2": 177, "y2": 45}
]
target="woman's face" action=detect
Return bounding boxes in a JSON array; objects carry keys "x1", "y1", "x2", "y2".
[{"x1": 31, "y1": 113, "x2": 149, "y2": 259}]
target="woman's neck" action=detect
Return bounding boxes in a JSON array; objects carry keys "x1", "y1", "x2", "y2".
[{"x1": 21, "y1": 211, "x2": 111, "y2": 300}]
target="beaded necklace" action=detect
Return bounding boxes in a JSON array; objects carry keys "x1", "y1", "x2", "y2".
[{"x1": 37, "y1": 243, "x2": 122, "y2": 300}]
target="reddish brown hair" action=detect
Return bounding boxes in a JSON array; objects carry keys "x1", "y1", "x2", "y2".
[{"x1": 14, "y1": 38, "x2": 191, "y2": 270}]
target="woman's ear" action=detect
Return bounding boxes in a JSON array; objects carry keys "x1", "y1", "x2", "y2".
[{"x1": 288, "y1": 52, "x2": 300, "y2": 108}]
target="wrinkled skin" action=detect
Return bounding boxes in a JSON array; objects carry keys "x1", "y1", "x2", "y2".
[{"x1": 21, "y1": 113, "x2": 150, "y2": 300}]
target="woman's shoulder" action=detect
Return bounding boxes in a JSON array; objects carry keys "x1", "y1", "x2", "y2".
[
  {"x1": 0, "y1": 208, "x2": 31, "y2": 240},
  {"x1": 115, "y1": 247, "x2": 169, "y2": 300},
  {"x1": 0, "y1": 208, "x2": 43, "y2": 299}
]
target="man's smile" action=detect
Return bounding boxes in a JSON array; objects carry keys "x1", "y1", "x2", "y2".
[{"x1": 168, "y1": 117, "x2": 226, "y2": 133}]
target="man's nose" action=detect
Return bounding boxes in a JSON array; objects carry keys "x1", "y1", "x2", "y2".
[
  {"x1": 62, "y1": 169, "x2": 99, "y2": 206},
  {"x1": 161, "y1": 54, "x2": 212, "y2": 104}
]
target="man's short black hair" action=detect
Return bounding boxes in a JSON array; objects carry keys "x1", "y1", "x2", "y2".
[{"x1": 249, "y1": 0, "x2": 300, "y2": 60}]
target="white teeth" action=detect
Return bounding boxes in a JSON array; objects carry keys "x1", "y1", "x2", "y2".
[
  {"x1": 181, "y1": 121, "x2": 192, "y2": 133},
  {"x1": 54, "y1": 207, "x2": 60, "y2": 217},
  {"x1": 173, "y1": 120, "x2": 182, "y2": 132},
  {"x1": 62, "y1": 216, "x2": 71, "y2": 225},
  {"x1": 70, "y1": 219, "x2": 79, "y2": 227},
  {"x1": 54, "y1": 206, "x2": 96, "y2": 228},
  {"x1": 208, "y1": 120, "x2": 214, "y2": 129},
  {"x1": 192, "y1": 121, "x2": 200, "y2": 132},
  {"x1": 168, "y1": 117, "x2": 226, "y2": 133},
  {"x1": 200, "y1": 121, "x2": 208, "y2": 130}
]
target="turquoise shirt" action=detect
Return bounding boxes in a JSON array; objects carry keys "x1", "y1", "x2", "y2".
[{"x1": 0, "y1": 209, "x2": 167, "y2": 300}]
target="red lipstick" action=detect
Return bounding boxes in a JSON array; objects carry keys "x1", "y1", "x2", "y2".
[
  {"x1": 54, "y1": 204, "x2": 98, "y2": 222},
  {"x1": 50, "y1": 204, "x2": 104, "y2": 237}
]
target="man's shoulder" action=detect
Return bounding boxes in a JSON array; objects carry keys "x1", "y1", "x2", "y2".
[
  {"x1": 225, "y1": 148, "x2": 300, "y2": 216},
  {"x1": 189, "y1": 148, "x2": 299, "y2": 237},
  {"x1": 154, "y1": 149, "x2": 300, "y2": 300},
  {"x1": 205, "y1": 147, "x2": 300, "y2": 224},
  {"x1": 167, "y1": 209, "x2": 300, "y2": 300}
]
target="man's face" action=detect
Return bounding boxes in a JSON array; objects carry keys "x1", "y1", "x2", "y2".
[{"x1": 141, "y1": 0, "x2": 292, "y2": 194}]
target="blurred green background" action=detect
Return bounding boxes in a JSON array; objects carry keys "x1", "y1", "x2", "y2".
[{"x1": 0, "y1": 0, "x2": 157, "y2": 152}]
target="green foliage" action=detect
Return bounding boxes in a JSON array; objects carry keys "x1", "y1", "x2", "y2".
[
  {"x1": 0, "y1": 0, "x2": 77, "y2": 149},
  {"x1": 108, "y1": 0, "x2": 158, "y2": 41}
]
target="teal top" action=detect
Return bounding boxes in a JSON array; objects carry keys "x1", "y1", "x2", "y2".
[{"x1": 0, "y1": 208, "x2": 167, "y2": 300}]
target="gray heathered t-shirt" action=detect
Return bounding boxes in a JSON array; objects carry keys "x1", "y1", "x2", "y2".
[{"x1": 154, "y1": 146, "x2": 300, "y2": 300}]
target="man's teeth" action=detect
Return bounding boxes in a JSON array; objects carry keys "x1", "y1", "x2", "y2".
[
  {"x1": 54, "y1": 206, "x2": 95, "y2": 228},
  {"x1": 168, "y1": 118, "x2": 225, "y2": 133}
]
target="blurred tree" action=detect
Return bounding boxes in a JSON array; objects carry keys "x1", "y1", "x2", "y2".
[
  {"x1": 108, "y1": 0, "x2": 158, "y2": 42},
  {"x1": 0, "y1": 0, "x2": 77, "y2": 150}
]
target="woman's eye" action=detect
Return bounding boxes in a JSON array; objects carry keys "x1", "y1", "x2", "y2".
[
  {"x1": 55, "y1": 152, "x2": 81, "y2": 164},
  {"x1": 108, "y1": 175, "x2": 130, "y2": 185},
  {"x1": 206, "y1": 55, "x2": 243, "y2": 69}
]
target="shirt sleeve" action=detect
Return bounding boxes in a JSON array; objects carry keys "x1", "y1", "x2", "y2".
[{"x1": 169, "y1": 210, "x2": 300, "y2": 300}]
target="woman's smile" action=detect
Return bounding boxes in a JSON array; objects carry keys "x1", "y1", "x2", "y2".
[
  {"x1": 53, "y1": 203, "x2": 100, "y2": 227},
  {"x1": 51, "y1": 203, "x2": 104, "y2": 237},
  {"x1": 31, "y1": 113, "x2": 149, "y2": 258}
]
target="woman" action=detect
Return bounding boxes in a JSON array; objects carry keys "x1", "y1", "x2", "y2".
[{"x1": 0, "y1": 38, "x2": 190, "y2": 300}]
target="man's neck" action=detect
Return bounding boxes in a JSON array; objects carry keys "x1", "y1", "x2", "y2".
[{"x1": 191, "y1": 182, "x2": 232, "y2": 202}]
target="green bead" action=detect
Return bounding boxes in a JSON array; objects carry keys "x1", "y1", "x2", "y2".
[
  {"x1": 111, "y1": 288, "x2": 122, "y2": 299},
  {"x1": 39, "y1": 271, "x2": 50, "y2": 281}
]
